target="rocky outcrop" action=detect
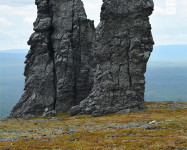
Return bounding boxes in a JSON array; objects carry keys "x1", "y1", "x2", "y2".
[
  {"x1": 10, "y1": 0, "x2": 56, "y2": 118},
  {"x1": 10, "y1": 0, "x2": 154, "y2": 118},
  {"x1": 49, "y1": 0, "x2": 95, "y2": 113},
  {"x1": 70, "y1": 0, "x2": 154, "y2": 116},
  {"x1": 10, "y1": 0, "x2": 95, "y2": 118}
]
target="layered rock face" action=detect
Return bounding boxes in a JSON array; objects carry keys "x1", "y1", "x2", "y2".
[
  {"x1": 10, "y1": 0, "x2": 56, "y2": 118},
  {"x1": 49, "y1": 0, "x2": 95, "y2": 113},
  {"x1": 11, "y1": 0, "x2": 154, "y2": 118},
  {"x1": 70, "y1": 0, "x2": 154, "y2": 116},
  {"x1": 10, "y1": 0, "x2": 95, "y2": 118}
]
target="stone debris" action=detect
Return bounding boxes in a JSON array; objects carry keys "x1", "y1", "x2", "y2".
[
  {"x1": 0, "y1": 137, "x2": 18, "y2": 142},
  {"x1": 149, "y1": 120, "x2": 158, "y2": 125}
]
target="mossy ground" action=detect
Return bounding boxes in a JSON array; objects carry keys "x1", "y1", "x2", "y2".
[{"x1": 0, "y1": 102, "x2": 187, "y2": 150}]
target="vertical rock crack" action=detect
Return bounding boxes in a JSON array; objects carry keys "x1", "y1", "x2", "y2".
[{"x1": 48, "y1": 0, "x2": 57, "y2": 110}]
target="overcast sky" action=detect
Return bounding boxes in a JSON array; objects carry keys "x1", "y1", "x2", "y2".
[{"x1": 0, "y1": 0, "x2": 187, "y2": 50}]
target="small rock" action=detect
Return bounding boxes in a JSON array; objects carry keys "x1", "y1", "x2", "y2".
[
  {"x1": 44, "y1": 108, "x2": 49, "y2": 112},
  {"x1": 42, "y1": 110, "x2": 56, "y2": 118},
  {"x1": 68, "y1": 127, "x2": 77, "y2": 134},
  {"x1": 117, "y1": 109, "x2": 132, "y2": 113},
  {"x1": 120, "y1": 121, "x2": 149, "y2": 129},
  {"x1": 57, "y1": 127, "x2": 64, "y2": 131},
  {"x1": 23, "y1": 114, "x2": 36, "y2": 118},
  {"x1": 69, "y1": 106, "x2": 81, "y2": 116},
  {"x1": 0, "y1": 137, "x2": 18, "y2": 142},
  {"x1": 149, "y1": 120, "x2": 158, "y2": 125}
]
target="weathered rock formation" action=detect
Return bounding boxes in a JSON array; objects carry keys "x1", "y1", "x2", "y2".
[
  {"x1": 10, "y1": 0, "x2": 95, "y2": 118},
  {"x1": 70, "y1": 0, "x2": 154, "y2": 116},
  {"x1": 49, "y1": 0, "x2": 95, "y2": 113},
  {"x1": 10, "y1": 0, "x2": 154, "y2": 118},
  {"x1": 10, "y1": 0, "x2": 56, "y2": 118}
]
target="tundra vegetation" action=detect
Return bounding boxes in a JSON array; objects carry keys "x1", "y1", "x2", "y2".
[{"x1": 0, "y1": 102, "x2": 187, "y2": 149}]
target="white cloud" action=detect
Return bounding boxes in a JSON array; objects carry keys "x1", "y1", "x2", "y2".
[
  {"x1": 153, "y1": 6, "x2": 165, "y2": 15},
  {"x1": 0, "y1": 17, "x2": 13, "y2": 26},
  {"x1": 24, "y1": 17, "x2": 35, "y2": 23},
  {"x1": 154, "y1": 34, "x2": 187, "y2": 45},
  {"x1": 0, "y1": 5, "x2": 37, "y2": 22},
  {"x1": 0, "y1": 4, "x2": 36, "y2": 50},
  {"x1": 11, "y1": 5, "x2": 36, "y2": 17},
  {"x1": 177, "y1": 0, "x2": 187, "y2": 16},
  {"x1": 150, "y1": 0, "x2": 187, "y2": 45},
  {"x1": 0, "y1": 0, "x2": 34, "y2": 6}
]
